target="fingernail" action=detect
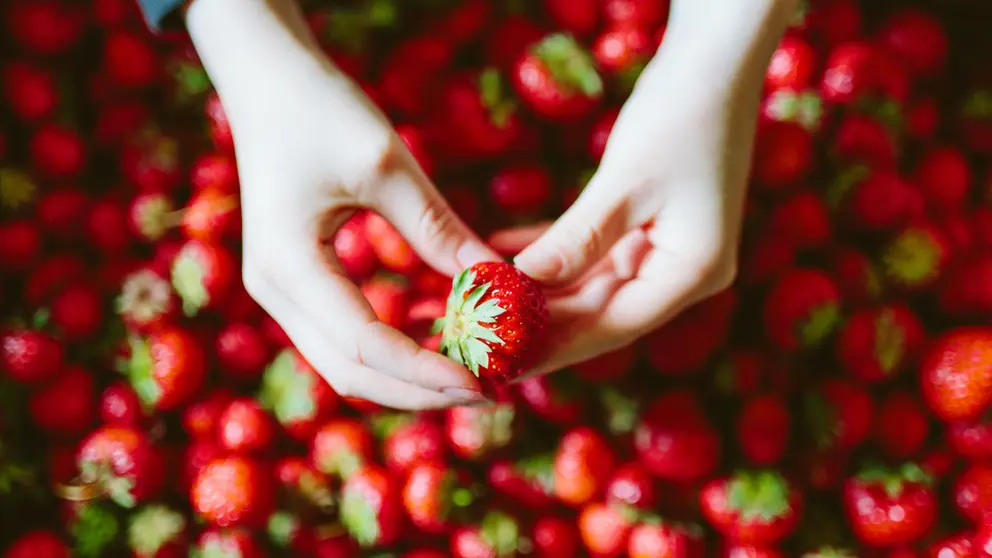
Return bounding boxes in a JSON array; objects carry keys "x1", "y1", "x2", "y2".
[
  {"x1": 441, "y1": 387, "x2": 488, "y2": 403},
  {"x1": 457, "y1": 243, "x2": 496, "y2": 269}
]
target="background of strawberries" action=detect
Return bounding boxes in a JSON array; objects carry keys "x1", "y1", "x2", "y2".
[{"x1": 3, "y1": 0, "x2": 992, "y2": 556}]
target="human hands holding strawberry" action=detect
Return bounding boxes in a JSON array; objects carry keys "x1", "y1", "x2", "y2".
[
  {"x1": 186, "y1": 0, "x2": 500, "y2": 409},
  {"x1": 491, "y1": 0, "x2": 800, "y2": 375}
]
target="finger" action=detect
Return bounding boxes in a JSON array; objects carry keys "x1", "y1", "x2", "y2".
[
  {"x1": 373, "y1": 156, "x2": 500, "y2": 277},
  {"x1": 273, "y1": 240, "x2": 487, "y2": 402},
  {"x1": 247, "y1": 272, "x2": 471, "y2": 410},
  {"x1": 512, "y1": 171, "x2": 646, "y2": 285},
  {"x1": 487, "y1": 222, "x2": 553, "y2": 256}
]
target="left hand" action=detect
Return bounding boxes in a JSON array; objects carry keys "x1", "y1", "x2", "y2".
[{"x1": 489, "y1": 0, "x2": 796, "y2": 376}]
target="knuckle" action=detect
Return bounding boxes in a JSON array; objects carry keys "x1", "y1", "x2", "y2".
[
  {"x1": 326, "y1": 375, "x2": 354, "y2": 399},
  {"x1": 418, "y1": 197, "x2": 459, "y2": 250},
  {"x1": 553, "y1": 221, "x2": 602, "y2": 275}
]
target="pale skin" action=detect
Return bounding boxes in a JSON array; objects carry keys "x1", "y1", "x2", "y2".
[{"x1": 186, "y1": 0, "x2": 798, "y2": 409}]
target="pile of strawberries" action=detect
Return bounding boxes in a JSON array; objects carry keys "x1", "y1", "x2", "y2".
[{"x1": 2, "y1": 0, "x2": 992, "y2": 556}]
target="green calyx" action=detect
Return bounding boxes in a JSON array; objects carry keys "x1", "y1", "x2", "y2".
[
  {"x1": 725, "y1": 470, "x2": 793, "y2": 524},
  {"x1": 478, "y1": 67, "x2": 517, "y2": 129},
  {"x1": 883, "y1": 228, "x2": 943, "y2": 288},
  {"x1": 435, "y1": 268, "x2": 507, "y2": 376},
  {"x1": 963, "y1": 89, "x2": 992, "y2": 120},
  {"x1": 128, "y1": 504, "x2": 185, "y2": 557},
  {"x1": 799, "y1": 304, "x2": 840, "y2": 347},
  {"x1": 480, "y1": 511, "x2": 520, "y2": 557},
  {"x1": 170, "y1": 60, "x2": 211, "y2": 102},
  {"x1": 171, "y1": 250, "x2": 208, "y2": 317},
  {"x1": 532, "y1": 33, "x2": 604, "y2": 98},
  {"x1": 766, "y1": 89, "x2": 823, "y2": 131},
  {"x1": 259, "y1": 350, "x2": 317, "y2": 426},
  {"x1": 873, "y1": 309, "x2": 905, "y2": 374},
  {"x1": 268, "y1": 511, "x2": 301, "y2": 547},
  {"x1": 802, "y1": 547, "x2": 858, "y2": 558},
  {"x1": 367, "y1": 411, "x2": 414, "y2": 439},
  {"x1": 825, "y1": 165, "x2": 870, "y2": 209},
  {"x1": 857, "y1": 462, "x2": 932, "y2": 499},
  {"x1": 341, "y1": 485, "x2": 381, "y2": 547},
  {"x1": 517, "y1": 452, "x2": 555, "y2": 494},
  {"x1": 127, "y1": 336, "x2": 162, "y2": 410},
  {"x1": 600, "y1": 388, "x2": 639, "y2": 435},
  {"x1": 0, "y1": 167, "x2": 37, "y2": 210},
  {"x1": 71, "y1": 503, "x2": 121, "y2": 558},
  {"x1": 804, "y1": 393, "x2": 839, "y2": 449}
]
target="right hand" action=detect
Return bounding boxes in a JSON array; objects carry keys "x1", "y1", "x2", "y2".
[{"x1": 188, "y1": 0, "x2": 500, "y2": 410}]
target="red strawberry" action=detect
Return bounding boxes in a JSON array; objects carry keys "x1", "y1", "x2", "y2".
[
  {"x1": 203, "y1": 92, "x2": 234, "y2": 153},
  {"x1": 100, "y1": 382, "x2": 145, "y2": 427},
  {"x1": 634, "y1": 390, "x2": 721, "y2": 483},
  {"x1": 761, "y1": 88, "x2": 824, "y2": 131},
  {"x1": 341, "y1": 465, "x2": 404, "y2": 548},
  {"x1": 592, "y1": 24, "x2": 653, "y2": 86},
  {"x1": 76, "y1": 425, "x2": 164, "y2": 508},
  {"x1": 700, "y1": 470, "x2": 802, "y2": 546},
  {"x1": 587, "y1": 107, "x2": 620, "y2": 162},
  {"x1": 192, "y1": 456, "x2": 275, "y2": 528},
  {"x1": 259, "y1": 349, "x2": 339, "y2": 441},
  {"x1": 830, "y1": 167, "x2": 913, "y2": 234},
  {"x1": 102, "y1": 30, "x2": 160, "y2": 89},
  {"x1": 334, "y1": 211, "x2": 379, "y2": 280},
  {"x1": 578, "y1": 501, "x2": 635, "y2": 556},
  {"x1": 952, "y1": 463, "x2": 992, "y2": 524},
  {"x1": 402, "y1": 462, "x2": 476, "y2": 534},
  {"x1": 833, "y1": 113, "x2": 897, "y2": 169},
  {"x1": 751, "y1": 121, "x2": 813, "y2": 190},
  {"x1": 517, "y1": 371, "x2": 587, "y2": 426},
  {"x1": 2, "y1": 61, "x2": 59, "y2": 122},
  {"x1": 766, "y1": 34, "x2": 816, "y2": 91},
  {"x1": 436, "y1": 262, "x2": 549, "y2": 387},
  {"x1": 842, "y1": 463, "x2": 936, "y2": 548},
  {"x1": 488, "y1": 163, "x2": 554, "y2": 218},
  {"x1": 829, "y1": 246, "x2": 883, "y2": 305},
  {"x1": 914, "y1": 145, "x2": 971, "y2": 215},
  {"x1": 820, "y1": 41, "x2": 881, "y2": 104},
  {"x1": 193, "y1": 528, "x2": 265, "y2": 558},
  {"x1": 876, "y1": 8, "x2": 948, "y2": 79},
  {"x1": 737, "y1": 393, "x2": 791, "y2": 466},
  {"x1": 29, "y1": 366, "x2": 95, "y2": 436},
  {"x1": 605, "y1": 461, "x2": 658, "y2": 512},
  {"x1": 488, "y1": 453, "x2": 556, "y2": 509},
  {"x1": 873, "y1": 391, "x2": 930, "y2": 460},
  {"x1": 445, "y1": 402, "x2": 517, "y2": 460},
  {"x1": 217, "y1": 398, "x2": 276, "y2": 454},
  {"x1": 939, "y1": 253, "x2": 992, "y2": 319},
  {"x1": 437, "y1": 69, "x2": 526, "y2": 161},
  {"x1": 127, "y1": 504, "x2": 188, "y2": 558},
  {"x1": 543, "y1": 0, "x2": 599, "y2": 37},
  {"x1": 642, "y1": 289, "x2": 738, "y2": 376},
  {"x1": 35, "y1": 187, "x2": 90, "y2": 244},
  {"x1": 24, "y1": 254, "x2": 87, "y2": 308},
  {"x1": 511, "y1": 33, "x2": 604, "y2": 122},
  {"x1": 959, "y1": 88, "x2": 992, "y2": 154},
  {"x1": 836, "y1": 304, "x2": 924, "y2": 383},
  {"x1": 170, "y1": 239, "x2": 235, "y2": 316},
  {"x1": 378, "y1": 35, "x2": 454, "y2": 118},
  {"x1": 85, "y1": 196, "x2": 132, "y2": 256},
  {"x1": 93, "y1": 101, "x2": 152, "y2": 149},
  {"x1": 0, "y1": 327, "x2": 64, "y2": 385},
  {"x1": 181, "y1": 187, "x2": 240, "y2": 242},
  {"x1": 920, "y1": 328, "x2": 992, "y2": 423},
  {"x1": 311, "y1": 418, "x2": 375, "y2": 478},
  {"x1": 763, "y1": 268, "x2": 842, "y2": 351},
  {"x1": 531, "y1": 515, "x2": 579, "y2": 558},
  {"x1": 361, "y1": 273, "x2": 410, "y2": 330},
  {"x1": 30, "y1": 124, "x2": 86, "y2": 179},
  {"x1": 906, "y1": 97, "x2": 941, "y2": 141},
  {"x1": 484, "y1": 15, "x2": 546, "y2": 69},
  {"x1": 215, "y1": 321, "x2": 269, "y2": 381},
  {"x1": 767, "y1": 190, "x2": 832, "y2": 250},
  {"x1": 628, "y1": 520, "x2": 706, "y2": 558},
  {"x1": 602, "y1": 0, "x2": 667, "y2": 29},
  {"x1": 802, "y1": 0, "x2": 862, "y2": 48},
  {"x1": 804, "y1": 378, "x2": 873, "y2": 451},
  {"x1": 116, "y1": 267, "x2": 176, "y2": 333},
  {"x1": 49, "y1": 283, "x2": 104, "y2": 340},
  {"x1": 273, "y1": 456, "x2": 334, "y2": 513},
  {"x1": 381, "y1": 415, "x2": 446, "y2": 474},
  {"x1": 0, "y1": 218, "x2": 42, "y2": 272},
  {"x1": 574, "y1": 343, "x2": 635, "y2": 382},
  {"x1": 126, "y1": 326, "x2": 207, "y2": 411},
  {"x1": 926, "y1": 532, "x2": 974, "y2": 558},
  {"x1": 948, "y1": 416, "x2": 992, "y2": 462},
  {"x1": 552, "y1": 426, "x2": 616, "y2": 507},
  {"x1": 3, "y1": 530, "x2": 70, "y2": 558},
  {"x1": 364, "y1": 212, "x2": 421, "y2": 274},
  {"x1": 450, "y1": 510, "x2": 522, "y2": 558}
]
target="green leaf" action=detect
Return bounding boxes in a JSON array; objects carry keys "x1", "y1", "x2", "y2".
[
  {"x1": 259, "y1": 350, "x2": 317, "y2": 425},
  {"x1": 341, "y1": 485, "x2": 381, "y2": 547},
  {"x1": 128, "y1": 504, "x2": 185, "y2": 556},
  {"x1": 71, "y1": 503, "x2": 121, "y2": 558}
]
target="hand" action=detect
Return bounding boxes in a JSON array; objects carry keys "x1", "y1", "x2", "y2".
[
  {"x1": 187, "y1": 0, "x2": 500, "y2": 409},
  {"x1": 491, "y1": 0, "x2": 797, "y2": 376}
]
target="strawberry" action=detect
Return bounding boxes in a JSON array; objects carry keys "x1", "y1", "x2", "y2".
[
  {"x1": 127, "y1": 326, "x2": 206, "y2": 412},
  {"x1": 3, "y1": 530, "x2": 70, "y2": 558},
  {"x1": 873, "y1": 391, "x2": 930, "y2": 460},
  {"x1": 939, "y1": 254, "x2": 992, "y2": 318},
  {"x1": 311, "y1": 418, "x2": 375, "y2": 478},
  {"x1": 29, "y1": 366, "x2": 95, "y2": 436},
  {"x1": 402, "y1": 462, "x2": 477, "y2": 534},
  {"x1": 76, "y1": 425, "x2": 164, "y2": 508},
  {"x1": 192, "y1": 528, "x2": 265, "y2": 558},
  {"x1": 914, "y1": 145, "x2": 972, "y2": 215},
  {"x1": 605, "y1": 461, "x2": 658, "y2": 512},
  {"x1": 214, "y1": 321, "x2": 269, "y2": 381},
  {"x1": 832, "y1": 113, "x2": 897, "y2": 169},
  {"x1": 436, "y1": 262, "x2": 548, "y2": 386},
  {"x1": 217, "y1": 397, "x2": 276, "y2": 454},
  {"x1": 450, "y1": 510, "x2": 522, "y2": 558},
  {"x1": 24, "y1": 254, "x2": 86, "y2": 308},
  {"x1": 751, "y1": 121, "x2": 813, "y2": 190},
  {"x1": 836, "y1": 304, "x2": 924, "y2": 383},
  {"x1": 170, "y1": 239, "x2": 235, "y2": 316},
  {"x1": 511, "y1": 33, "x2": 604, "y2": 122},
  {"x1": 517, "y1": 371, "x2": 587, "y2": 426},
  {"x1": 842, "y1": 463, "x2": 936, "y2": 547},
  {"x1": 762, "y1": 268, "x2": 842, "y2": 351},
  {"x1": 628, "y1": 519, "x2": 706, "y2": 558},
  {"x1": 767, "y1": 190, "x2": 832, "y2": 250},
  {"x1": 30, "y1": 124, "x2": 86, "y2": 179},
  {"x1": 181, "y1": 187, "x2": 240, "y2": 242},
  {"x1": 364, "y1": 212, "x2": 422, "y2": 274},
  {"x1": 634, "y1": 390, "x2": 721, "y2": 483},
  {"x1": 802, "y1": 0, "x2": 862, "y2": 48},
  {"x1": 948, "y1": 416, "x2": 992, "y2": 462},
  {"x1": 876, "y1": 8, "x2": 948, "y2": 79},
  {"x1": 190, "y1": 153, "x2": 239, "y2": 194},
  {"x1": 552, "y1": 426, "x2": 616, "y2": 506},
  {"x1": 127, "y1": 504, "x2": 187, "y2": 558},
  {"x1": 102, "y1": 30, "x2": 160, "y2": 89},
  {"x1": 820, "y1": 41, "x2": 881, "y2": 105},
  {"x1": 35, "y1": 188, "x2": 90, "y2": 244},
  {"x1": 485, "y1": 15, "x2": 547, "y2": 70},
  {"x1": 925, "y1": 532, "x2": 974, "y2": 558},
  {"x1": 720, "y1": 545, "x2": 785, "y2": 558},
  {"x1": 587, "y1": 106, "x2": 620, "y2": 162},
  {"x1": 6, "y1": 0, "x2": 85, "y2": 55},
  {"x1": 273, "y1": 456, "x2": 334, "y2": 513},
  {"x1": 85, "y1": 196, "x2": 132, "y2": 256},
  {"x1": 119, "y1": 126, "x2": 182, "y2": 193},
  {"x1": 543, "y1": 0, "x2": 599, "y2": 37},
  {"x1": 829, "y1": 246, "x2": 883, "y2": 305},
  {"x1": 99, "y1": 382, "x2": 145, "y2": 427},
  {"x1": 643, "y1": 289, "x2": 738, "y2": 376},
  {"x1": 436, "y1": 69, "x2": 526, "y2": 161},
  {"x1": 49, "y1": 283, "x2": 104, "y2": 341},
  {"x1": 602, "y1": 0, "x2": 667, "y2": 29},
  {"x1": 578, "y1": 501, "x2": 635, "y2": 556},
  {"x1": 766, "y1": 34, "x2": 816, "y2": 91},
  {"x1": 830, "y1": 167, "x2": 914, "y2": 234},
  {"x1": 804, "y1": 379, "x2": 873, "y2": 451},
  {"x1": 445, "y1": 402, "x2": 517, "y2": 460},
  {"x1": 952, "y1": 463, "x2": 992, "y2": 524},
  {"x1": 921, "y1": 328, "x2": 992, "y2": 422},
  {"x1": 488, "y1": 163, "x2": 554, "y2": 218},
  {"x1": 573, "y1": 343, "x2": 635, "y2": 382},
  {"x1": 2, "y1": 61, "x2": 59, "y2": 123},
  {"x1": 0, "y1": 327, "x2": 64, "y2": 385},
  {"x1": 737, "y1": 393, "x2": 791, "y2": 466},
  {"x1": 488, "y1": 453, "x2": 556, "y2": 509},
  {"x1": 700, "y1": 470, "x2": 802, "y2": 546},
  {"x1": 531, "y1": 515, "x2": 579, "y2": 558},
  {"x1": 592, "y1": 24, "x2": 653, "y2": 86},
  {"x1": 361, "y1": 273, "x2": 410, "y2": 330},
  {"x1": 906, "y1": 97, "x2": 940, "y2": 141},
  {"x1": 378, "y1": 35, "x2": 454, "y2": 118},
  {"x1": 259, "y1": 349, "x2": 338, "y2": 441},
  {"x1": 381, "y1": 415, "x2": 447, "y2": 474},
  {"x1": 192, "y1": 456, "x2": 275, "y2": 528},
  {"x1": 959, "y1": 88, "x2": 992, "y2": 154},
  {"x1": 341, "y1": 465, "x2": 404, "y2": 547},
  {"x1": 334, "y1": 212, "x2": 379, "y2": 280},
  {"x1": 762, "y1": 88, "x2": 825, "y2": 131},
  {"x1": 0, "y1": 218, "x2": 42, "y2": 272}
]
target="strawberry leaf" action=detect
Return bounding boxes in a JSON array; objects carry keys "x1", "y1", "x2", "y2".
[
  {"x1": 259, "y1": 349, "x2": 317, "y2": 426},
  {"x1": 128, "y1": 504, "x2": 185, "y2": 556},
  {"x1": 341, "y1": 485, "x2": 380, "y2": 547}
]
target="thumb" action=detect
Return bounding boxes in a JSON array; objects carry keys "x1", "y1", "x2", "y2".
[
  {"x1": 374, "y1": 167, "x2": 500, "y2": 277},
  {"x1": 514, "y1": 185, "x2": 632, "y2": 284}
]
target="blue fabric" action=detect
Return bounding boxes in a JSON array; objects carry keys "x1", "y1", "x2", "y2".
[{"x1": 136, "y1": 0, "x2": 184, "y2": 31}]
